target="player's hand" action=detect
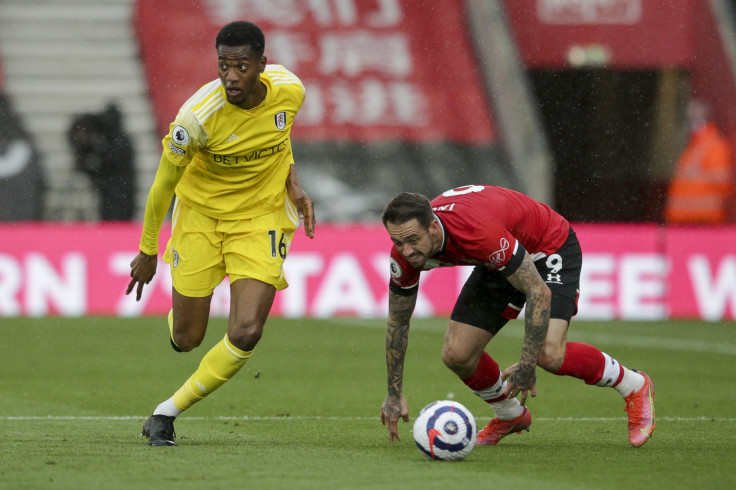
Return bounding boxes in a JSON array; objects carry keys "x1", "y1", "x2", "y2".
[
  {"x1": 502, "y1": 362, "x2": 537, "y2": 406},
  {"x1": 294, "y1": 191, "x2": 315, "y2": 239},
  {"x1": 126, "y1": 252, "x2": 158, "y2": 301},
  {"x1": 285, "y1": 166, "x2": 316, "y2": 239},
  {"x1": 381, "y1": 395, "x2": 409, "y2": 442}
]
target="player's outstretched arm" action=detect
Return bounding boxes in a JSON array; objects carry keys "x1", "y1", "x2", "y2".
[
  {"x1": 503, "y1": 252, "x2": 551, "y2": 405},
  {"x1": 382, "y1": 288, "x2": 417, "y2": 441},
  {"x1": 126, "y1": 154, "x2": 184, "y2": 301},
  {"x1": 286, "y1": 164, "x2": 315, "y2": 239}
]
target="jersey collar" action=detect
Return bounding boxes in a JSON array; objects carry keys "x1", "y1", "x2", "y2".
[{"x1": 433, "y1": 213, "x2": 448, "y2": 255}]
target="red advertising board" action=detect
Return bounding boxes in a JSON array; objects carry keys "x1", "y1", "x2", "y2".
[
  {"x1": 134, "y1": 0, "x2": 495, "y2": 144},
  {"x1": 503, "y1": 0, "x2": 695, "y2": 68},
  {"x1": 1, "y1": 223, "x2": 735, "y2": 320}
]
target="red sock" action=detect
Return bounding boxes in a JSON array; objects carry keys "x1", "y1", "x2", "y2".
[
  {"x1": 555, "y1": 342, "x2": 606, "y2": 385},
  {"x1": 462, "y1": 352, "x2": 506, "y2": 402}
]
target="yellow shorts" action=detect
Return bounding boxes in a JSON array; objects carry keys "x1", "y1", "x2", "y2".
[{"x1": 163, "y1": 196, "x2": 299, "y2": 297}]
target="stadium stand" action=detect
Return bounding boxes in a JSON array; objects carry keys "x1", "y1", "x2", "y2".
[{"x1": 0, "y1": 0, "x2": 159, "y2": 220}]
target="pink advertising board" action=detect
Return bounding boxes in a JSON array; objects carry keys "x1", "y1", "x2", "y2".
[
  {"x1": 574, "y1": 224, "x2": 665, "y2": 320},
  {"x1": 664, "y1": 227, "x2": 736, "y2": 320},
  {"x1": 1, "y1": 223, "x2": 734, "y2": 320}
]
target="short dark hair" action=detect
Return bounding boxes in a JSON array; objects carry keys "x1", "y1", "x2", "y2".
[
  {"x1": 382, "y1": 192, "x2": 434, "y2": 228},
  {"x1": 215, "y1": 21, "x2": 265, "y2": 56}
]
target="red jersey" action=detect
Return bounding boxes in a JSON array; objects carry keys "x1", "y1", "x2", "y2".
[{"x1": 389, "y1": 185, "x2": 570, "y2": 290}]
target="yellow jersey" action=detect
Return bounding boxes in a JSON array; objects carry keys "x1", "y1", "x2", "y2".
[{"x1": 162, "y1": 64, "x2": 305, "y2": 220}]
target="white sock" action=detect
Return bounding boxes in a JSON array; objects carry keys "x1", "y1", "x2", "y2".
[
  {"x1": 595, "y1": 352, "x2": 622, "y2": 387},
  {"x1": 614, "y1": 369, "x2": 645, "y2": 397},
  {"x1": 490, "y1": 397, "x2": 524, "y2": 420},
  {"x1": 473, "y1": 378, "x2": 523, "y2": 420},
  {"x1": 152, "y1": 397, "x2": 181, "y2": 418}
]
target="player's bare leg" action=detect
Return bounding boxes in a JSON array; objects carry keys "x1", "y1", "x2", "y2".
[
  {"x1": 536, "y1": 318, "x2": 569, "y2": 372},
  {"x1": 226, "y1": 278, "x2": 277, "y2": 351},
  {"x1": 441, "y1": 320, "x2": 492, "y2": 378},
  {"x1": 168, "y1": 290, "x2": 212, "y2": 352}
]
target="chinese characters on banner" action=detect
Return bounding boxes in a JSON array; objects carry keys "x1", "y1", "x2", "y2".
[{"x1": 135, "y1": 0, "x2": 495, "y2": 143}]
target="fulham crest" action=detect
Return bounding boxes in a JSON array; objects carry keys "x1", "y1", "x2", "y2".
[{"x1": 274, "y1": 111, "x2": 286, "y2": 130}]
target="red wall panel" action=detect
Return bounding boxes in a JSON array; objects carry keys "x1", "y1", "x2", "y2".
[
  {"x1": 503, "y1": 0, "x2": 696, "y2": 69},
  {"x1": 134, "y1": 0, "x2": 495, "y2": 144}
]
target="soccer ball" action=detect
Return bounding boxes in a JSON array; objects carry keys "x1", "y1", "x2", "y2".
[{"x1": 412, "y1": 400, "x2": 477, "y2": 461}]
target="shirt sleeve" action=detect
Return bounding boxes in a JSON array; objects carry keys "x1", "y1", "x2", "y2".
[
  {"x1": 138, "y1": 154, "x2": 185, "y2": 255},
  {"x1": 161, "y1": 94, "x2": 208, "y2": 167},
  {"x1": 495, "y1": 239, "x2": 525, "y2": 277}
]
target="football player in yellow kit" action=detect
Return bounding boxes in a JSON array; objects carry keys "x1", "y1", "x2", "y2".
[{"x1": 126, "y1": 21, "x2": 316, "y2": 446}]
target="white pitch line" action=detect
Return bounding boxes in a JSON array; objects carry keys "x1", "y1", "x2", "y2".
[{"x1": 1, "y1": 415, "x2": 734, "y2": 422}]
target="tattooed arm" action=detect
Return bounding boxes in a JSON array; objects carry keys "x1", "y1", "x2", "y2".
[
  {"x1": 380, "y1": 287, "x2": 417, "y2": 442},
  {"x1": 503, "y1": 251, "x2": 551, "y2": 405}
]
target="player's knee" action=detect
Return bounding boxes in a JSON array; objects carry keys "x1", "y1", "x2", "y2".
[
  {"x1": 441, "y1": 344, "x2": 476, "y2": 377},
  {"x1": 228, "y1": 328, "x2": 262, "y2": 351},
  {"x1": 172, "y1": 331, "x2": 204, "y2": 352},
  {"x1": 537, "y1": 343, "x2": 565, "y2": 372},
  {"x1": 170, "y1": 338, "x2": 184, "y2": 353},
  {"x1": 228, "y1": 318, "x2": 264, "y2": 351},
  {"x1": 170, "y1": 311, "x2": 208, "y2": 352}
]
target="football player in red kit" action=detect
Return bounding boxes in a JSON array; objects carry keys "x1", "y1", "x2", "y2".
[{"x1": 379, "y1": 185, "x2": 655, "y2": 447}]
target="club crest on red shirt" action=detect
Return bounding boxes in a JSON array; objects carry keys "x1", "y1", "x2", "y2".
[
  {"x1": 390, "y1": 257, "x2": 402, "y2": 278},
  {"x1": 489, "y1": 238, "x2": 510, "y2": 267}
]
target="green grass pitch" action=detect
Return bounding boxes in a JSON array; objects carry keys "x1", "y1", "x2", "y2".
[{"x1": 1, "y1": 316, "x2": 735, "y2": 489}]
